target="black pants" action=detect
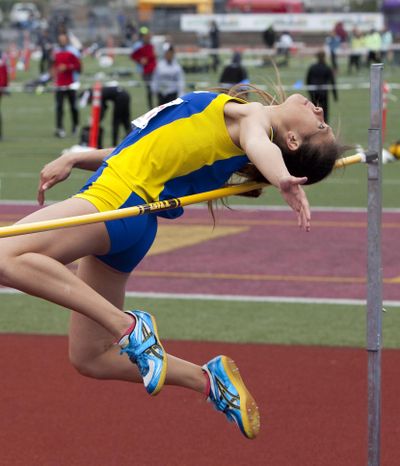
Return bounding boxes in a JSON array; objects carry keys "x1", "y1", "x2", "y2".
[
  {"x1": 348, "y1": 54, "x2": 361, "y2": 74},
  {"x1": 210, "y1": 50, "x2": 220, "y2": 72},
  {"x1": 367, "y1": 50, "x2": 381, "y2": 67},
  {"x1": 55, "y1": 89, "x2": 79, "y2": 131},
  {"x1": 329, "y1": 51, "x2": 338, "y2": 71},
  {"x1": 111, "y1": 94, "x2": 131, "y2": 146},
  {"x1": 39, "y1": 51, "x2": 51, "y2": 74},
  {"x1": 157, "y1": 92, "x2": 178, "y2": 106},
  {"x1": 143, "y1": 73, "x2": 153, "y2": 110}
]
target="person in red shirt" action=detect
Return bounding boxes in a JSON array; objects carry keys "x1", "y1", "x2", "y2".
[
  {"x1": 131, "y1": 27, "x2": 156, "y2": 109},
  {"x1": 0, "y1": 51, "x2": 9, "y2": 140},
  {"x1": 52, "y1": 33, "x2": 81, "y2": 138}
]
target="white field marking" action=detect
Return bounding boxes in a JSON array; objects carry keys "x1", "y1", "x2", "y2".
[
  {"x1": 1, "y1": 287, "x2": 399, "y2": 308},
  {"x1": 1, "y1": 200, "x2": 400, "y2": 214}
]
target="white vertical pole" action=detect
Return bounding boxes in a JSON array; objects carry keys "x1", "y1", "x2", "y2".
[{"x1": 367, "y1": 63, "x2": 383, "y2": 466}]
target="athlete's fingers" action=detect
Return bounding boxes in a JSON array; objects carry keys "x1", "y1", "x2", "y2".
[
  {"x1": 37, "y1": 186, "x2": 45, "y2": 206},
  {"x1": 37, "y1": 181, "x2": 48, "y2": 205},
  {"x1": 302, "y1": 208, "x2": 311, "y2": 232},
  {"x1": 302, "y1": 197, "x2": 311, "y2": 225},
  {"x1": 295, "y1": 202, "x2": 310, "y2": 231},
  {"x1": 37, "y1": 176, "x2": 53, "y2": 205},
  {"x1": 299, "y1": 205, "x2": 311, "y2": 232}
]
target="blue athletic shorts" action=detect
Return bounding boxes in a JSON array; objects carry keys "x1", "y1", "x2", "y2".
[{"x1": 95, "y1": 192, "x2": 158, "y2": 273}]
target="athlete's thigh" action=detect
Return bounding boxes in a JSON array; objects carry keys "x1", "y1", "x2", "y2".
[
  {"x1": 68, "y1": 255, "x2": 130, "y2": 357},
  {"x1": 0, "y1": 197, "x2": 110, "y2": 264}
]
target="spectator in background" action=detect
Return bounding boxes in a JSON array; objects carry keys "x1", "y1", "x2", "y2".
[
  {"x1": 123, "y1": 20, "x2": 137, "y2": 47},
  {"x1": 99, "y1": 85, "x2": 131, "y2": 146},
  {"x1": 49, "y1": 11, "x2": 72, "y2": 42},
  {"x1": 262, "y1": 25, "x2": 276, "y2": 49},
  {"x1": 52, "y1": 32, "x2": 81, "y2": 138},
  {"x1": 0, "y1": 50, "x2": 9, "y2": 140},
  {"x1": 117, "y1": 10, "x2": 127, "y2": 36},
  {"x1": 131, "y1": 26, "x2": 156, "y2": 109},
  {"x1": 365, "y1": 29, "x2": 382, "y2": 67},
  {"x1": 305, "y1": 50, "x2": 337, "y2": 124},
  {"x1": 334, "y1": 21, "x2": 348, "y2": 44},
  {"x1": 276, "y1": 31, "x2": 293, "y2": 67},
  {"x1": 347, "y1": 28, "x2": 364, "y2": 75},
  {"x1": 262, "y1": 25, "x2": 276, "y2": 66},
  {"x1": 37, "y1": 28, "x2": 53, "y2": 74},
  {"x1": 325, "y1": 30, "x2": 341, "y2": 72},
  {"x1": 80, "y1": 83, "x2": 132, "y2": 147},
  {"x1": 87, "y1": 9, "x2": 97, "y2": 42},
  {"x1": 209, "y1": 20, "x2": 220, "y2": 72},
  {"x1": 151, "y1": 44, "x2": 185, "y2": 106},
  {"x1": 381, "y1": 27, "x2": 393, "y2": 64},
  {"x1": 219, "y1": 51, "x2": 249, "y2": 97}
]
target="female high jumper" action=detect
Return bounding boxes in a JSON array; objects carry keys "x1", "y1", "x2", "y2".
[{"x1": 0, "y1": 87, "x2": 347, "y2": 439}]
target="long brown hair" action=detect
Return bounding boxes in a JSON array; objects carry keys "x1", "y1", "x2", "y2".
[{"x1": 223, "y1": 83, "x2": 348, "y2": 191}]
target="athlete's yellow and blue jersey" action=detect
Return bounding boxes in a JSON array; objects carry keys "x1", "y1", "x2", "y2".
[
  {"x1": 76, "y1": 91, "x2": 249, "y2": 273},
  {"x1": 76, "y1": 91, "x2": 249, "y2": 219}
]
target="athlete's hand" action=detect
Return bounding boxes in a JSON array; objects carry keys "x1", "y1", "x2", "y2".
[
  {"x1": 37, "y1": 155, "x2": 74, "y2": 205},
  {"x1": 279, "y1": 176, "x2": 311, "y2": 232}
]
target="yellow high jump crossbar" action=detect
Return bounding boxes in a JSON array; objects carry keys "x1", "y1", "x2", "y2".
[{"x1": 0, "y1": 152, "x2": 369, "y2": 239}]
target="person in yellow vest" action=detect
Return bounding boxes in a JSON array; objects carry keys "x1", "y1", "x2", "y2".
[
  {"x1": 365, "y1": 28, "x2": 382, "y2": 67},
  {"x1": 347, "y1": 28, "x2": 365, "y2": 74}
]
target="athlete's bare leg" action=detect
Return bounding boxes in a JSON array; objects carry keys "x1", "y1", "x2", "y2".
[
  {"x1": 68, "y1": 256, "x2": 206, "y2": 393},
  {"x1": 0, "y1": 197, "x2": 134, "y2": 338}
]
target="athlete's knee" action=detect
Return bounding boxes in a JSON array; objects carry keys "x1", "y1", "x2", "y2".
[
  {"x1": 68, "y1": 343, "x2": 110, "y2": 379},
  {"x1": 69, "y1": 347, "x2": 98, "y2": 378}
]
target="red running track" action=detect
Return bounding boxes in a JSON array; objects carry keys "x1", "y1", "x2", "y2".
[{"x1": 1, "y1": 335, "x2": 400, "y2": 466}]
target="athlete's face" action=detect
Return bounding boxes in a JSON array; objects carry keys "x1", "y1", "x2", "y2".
[{"x1": 282, "y1": 93, "x2": 334, "y2": 145}]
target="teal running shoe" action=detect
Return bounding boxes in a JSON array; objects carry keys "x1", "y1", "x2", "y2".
[
  {"x1": 202, "y1": 355, "x2": 260, "y2": 439},
  {"x1": 119, "y1": 310, "x2": 167, "y2": 396}
]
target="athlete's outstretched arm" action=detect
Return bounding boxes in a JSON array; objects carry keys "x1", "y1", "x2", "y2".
[
  {"x1": 239, "y1": 112, "x2": 311, "y2": 231},
  {"x1": 37, "y1": 148, "x2": 115, "y2": 205}
]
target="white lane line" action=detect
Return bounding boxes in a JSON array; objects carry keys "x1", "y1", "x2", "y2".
[{"x1": 1, "y1": 287, "x2": 399, "y2": 307}]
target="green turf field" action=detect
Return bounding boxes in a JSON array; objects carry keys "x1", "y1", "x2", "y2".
[
  {"x1": 0, "y1": 53, "x2": 399, "y2": 346},
  {"x1": 1, "y1": 294, "x2": 400, "y2": 348}
]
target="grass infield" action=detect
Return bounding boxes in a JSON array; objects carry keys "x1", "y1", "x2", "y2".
[{"x1": 1, "y1": 293, "x2": 400, "y2": 348}]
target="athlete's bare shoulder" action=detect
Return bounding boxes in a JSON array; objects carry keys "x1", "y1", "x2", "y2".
[
  {"x1": 224, "y1": 100, "x2": 269, "y2": 147},
  {"x1": 224, "y1": 100, "x2": 264, "y2": 120}
]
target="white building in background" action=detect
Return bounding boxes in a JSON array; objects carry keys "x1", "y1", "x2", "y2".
[
  {"x1": 181, "y1": 12, "x2": 385, "y2": 34},
  {"x1": 303, "y1": 0, "x2": 351, "y2": 12}
]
